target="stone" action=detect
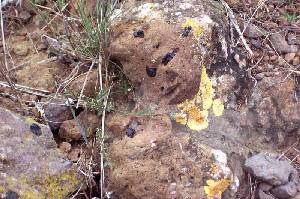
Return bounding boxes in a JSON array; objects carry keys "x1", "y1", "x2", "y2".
[
  {"x1": 269, "y1": 33, "x2": 298, "y2": 54},
  {"x1": 59, "y1": 142, "x2": 72, "y2": 153},
  {"x1": 69, "y1": 69, "x2": 98, "y2": 98},
  {"x1": 19, "y1": 10, "x2": 32, "y2": 23},
  {"x1": 255, "y1": 73, "x2": 264, "y2": 81},
  {"x1": 258, "y1": 189, "x2": 276, "y2": 199},
  {"x1": 293, "y1": 57, "x2": 300, "y2": 66},
  {"x1": 251, "y1": 39, "x2": 262, "y2": 48},
  {"x1": 44, "y1": 97, "x2": 73, "y2": 131},
  {"x1": 287, "y1": 34, "x2": 300, "y2": 45},
  {"x1": 244, "y1": 153, "x2": 297, "y2": 186},
  {"x1": 244, "y1": 24, "x2": 267, "y2": 38},
  {"x1": 271, "y1": 181, "x2": 298, "y2": 199},
  {"x1": 58, "y1": 110, "x2": 100, "y2": 140},
  {"x1": 67, "y1": 148, "x2": 81, "y2": 162},
  {"x1": 0, "y1": 108, "x2": 80, "y2": 198},
  {"x1": 285, "y1": 53, "x2": 296, "y2": 63}
]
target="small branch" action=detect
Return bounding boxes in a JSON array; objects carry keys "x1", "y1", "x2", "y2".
[{"x1": 220, "y1": 0, "x2": 254, "y2": 57}]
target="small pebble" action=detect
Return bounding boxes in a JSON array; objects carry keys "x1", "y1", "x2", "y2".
[
  {"x1": 146, "y1": 66, "x2": 157, "y2": 77},
  {"x1": 133, "y1": 30, "x2": 144, "y2": 38},
  {"x1": 5, "y1": 191, "x2": 19, "y2": 199},
  {"x1": 30, "y1": 123, "x2": 42, "y2": 136},
  {"x1": 251, "y1": 39, "x2": 262, "y2": 48},
  {"x1": 255, "y1": 73, "x2": 264, "y2": 81},
  {"x1": 126, "y1": 127, "x2": 136, "y2": 138},
  {"x1": 293, "y1": 57, "x2": 300, "y2": 66},
  {"x1": 285, "y1": 53, "x2": 296, "y2": 63}
]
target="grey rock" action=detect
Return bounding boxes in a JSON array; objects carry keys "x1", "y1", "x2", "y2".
[
  {"x1": 271, "y1": 181, "x2": 298, "y2": 199},
  {"x1": 258, "y1": 189, "x2": 276, "y2": 199},
  {"x1": 259, "y1": 183, "x2": 273, "y2": 192},
  {"x1": 44, "y1": 97, "x2": 73, "y2": 131},
  {"x1": 255, "y1": 73, "x2": 265, "y2": 81},
  {"x1": 244, "y1": 153, "x2": 297, "y2": 186},
  {"x1": 269, "y1": 33, "x2": 299, "y2": 54},
  {"x1": 244, "y1": 24, "x2": 267, "y2": 38},
  {"x1": 0, "y1": 107, "x2": 80, "y2": 198},
  {"x1": 251, "y1": 39, "x2": 262, "y2": 48}
]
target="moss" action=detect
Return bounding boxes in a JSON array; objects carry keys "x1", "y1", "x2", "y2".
[{"x1": 175, "y1": 65, "x2": 224, "y2": 131}]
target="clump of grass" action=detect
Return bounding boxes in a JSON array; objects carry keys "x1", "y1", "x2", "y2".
[
  {"x1": 86, "y1": 89, "x2": 115, "y2": 115},
  {"x1": 282, "y1": 12, "x2": 297, "y2": 23},
  {"x1": 73, "y1": 0, "x2": 116, "y2": 60}
]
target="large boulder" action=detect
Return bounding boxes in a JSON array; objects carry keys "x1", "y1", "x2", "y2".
[{"x1": 0, "y1": 108, "x2": 81, "y2": 199}]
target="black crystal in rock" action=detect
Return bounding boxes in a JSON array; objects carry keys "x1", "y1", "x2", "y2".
[
  {"x1": 146, "y1": 66, "x2": 157, "y2": 77},
  {"x1": 30, "y1": 123, "x2": 42, "y2": 136},
  {"x1": 181, "y1": 26, "x2": 192, "y2": 37},
  {"x1": 126, "y1": 127, "x2": 136, "y2": 138},
  {"x1": 133, "y1": 30, "x2": 145, "y2": 38}
]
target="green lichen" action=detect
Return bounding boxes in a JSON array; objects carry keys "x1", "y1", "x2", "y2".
[{"x1": 3, "y1": 170, "x2": 80, "y2": 199}]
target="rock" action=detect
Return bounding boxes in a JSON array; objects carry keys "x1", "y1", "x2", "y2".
[
  {"x1": 255, "y1": 73, "x2": 264, "y2": 81},
  {"x1": 59, "y1": 110, "x2": 100, "y2": 140},
  {"x1": 59, "y1": 142, "x2": 72, "y2": 153},
  {"x1": 258, "y1": 189, "x2": 276, "y2": 199},
  {"x1": 0, "y1": 108, "x2": 80, "y2": 198},
  {"x1": 271, "y1": 181, "x2": 298, "y2": 199},
  {"x1": 244, "y1": 24, "x2": 267, "y2": 38},
  {"x1": 244, "y1": 153, "x2": 297, "y2": 186},
  {"x1": 69, "y1": 69, "x2": 98, "y2": 98},
  {"x1": 285, "y1": 53, "x2": 296, "y2": 63},
  {"x1": 44, "y1": 97, "x2": 73, "y2": 131},
  {"x1": 19, "y1": 10, "x2": 32, "y2": 23},
  {"x1": 269, "y1": 33, "x2": 298, "y2": 54},
  {"x1": 251, "y1": 39, "x2": 262, "y2": 48},
  {"x1": 293, "y1": 57, "x2": 300, "y2": 66},
  {"x1": 259, "y1": 183, "x2": 273, "y2": 192},
  {"x1": 287, "y1": 34, "x2": 300, "y2": 45},
  {"x1": 67, "y1": 148, "x2": 81, "y2": 162}
]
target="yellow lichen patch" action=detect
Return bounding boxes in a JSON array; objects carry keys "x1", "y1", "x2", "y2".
[
  {"x1": 204, "y1": 179, "x2": 231, "y2": 199},
  {"x1": 175, "y1": 65, "x2": 224, "y2": 131},
  {"x1": 25, "y1": 117, "x2": 37, "y2": 125},
  {"x1": 200, "y1": 65, "x2": 214, "y2": 110},
  {"x1": 181, "y1": 18, "x2": 204, "y2": 38},
  {"x1": 213, "y1": 99, "x2": 224, "y2": 117},
  {"x1": 42, "y1": 171, "x2": 79, "y2": 199}
]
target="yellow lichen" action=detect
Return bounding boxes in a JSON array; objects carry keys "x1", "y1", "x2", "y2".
[
  {"x1": 212, "y1": 99, "x2": 224, "y2": 117},
  {"x1": 42, "y1": 171, "x2": 79, "y2": 199},
  {"x1": 175, "y1": 65, "x2": 224, "y2": 131},
  {"x1": 200, "y1": 65, "x2": 214, "y2": 110},
  {"x1": 24, "y1": 117, "x2": 37, "y2": 125},
  {"x1": 204, "y1": 179, "x2": 231, "y2": 199},
  {"x1": 181, "y1": 18, "x2": 204, "y2": 38}
]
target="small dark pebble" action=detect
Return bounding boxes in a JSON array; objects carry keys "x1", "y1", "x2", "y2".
[
  {"x1": 161, "y1": 48, "x2": 179, "y2": 65},
  {"x1": 251, "y1": 39, "x2": 262, "y2": 49},
  {"x1": 146, "y1": 66, "x2": 157, "y2": 77},
  {"x1": 126, "y1": 127, "x2": 136, "y2": 138},
  {"x1": 181, "y1": 26, "x2": 192, "y2": 37},
  {"x1": 30, "y1": 123, "x2": 42, "y2": 136},
  {"x1": 5, "y1": 191, "x2": 19, "y2": 199},
  {"x1": 133, "y1": 30, "x2": 144, "y2": 38}
]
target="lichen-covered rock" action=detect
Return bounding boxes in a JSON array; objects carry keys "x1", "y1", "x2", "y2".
[{"x1": 0, "y1": 108, "x2": 81, "y2": 199}]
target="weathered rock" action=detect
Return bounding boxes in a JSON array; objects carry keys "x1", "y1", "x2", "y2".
[
  {"x1": 59, "y1": 110, "x2": 100, "y2": 140},
  {"x1": 258, "y1": 189, "x2": 276, "y2": 199},
  {"x1": 44, "y1": 97, "x2": 73, "y2": 131},
  {"x1": 69, "y1": 69, "x2": 98, "y2": 98},
  {"x1": 271, "y1": 181, "x2": 298, "y2": 199},
  {"x1": 0, "y1": 108, "x2": 80, "y2": 199},
  {"x1": 244, "y1": 153, "x2": 297, "y2": 186},
  {"x1": 285, "y1": 53, "x2": 296, "y2": 63},
  {"x1": 244, "y1": 24, "x2": 267, "y2": 38},
  {"x1": 59, "y1": 142, "x2": 72, "y2": 153},
  {"x1": 269, "y1": 33, "x2": 298, "y2": 54}
]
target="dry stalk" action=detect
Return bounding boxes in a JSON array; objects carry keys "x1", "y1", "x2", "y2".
[{"x1": 220, "y1": 0, "x2": 254, "y2": 57}]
